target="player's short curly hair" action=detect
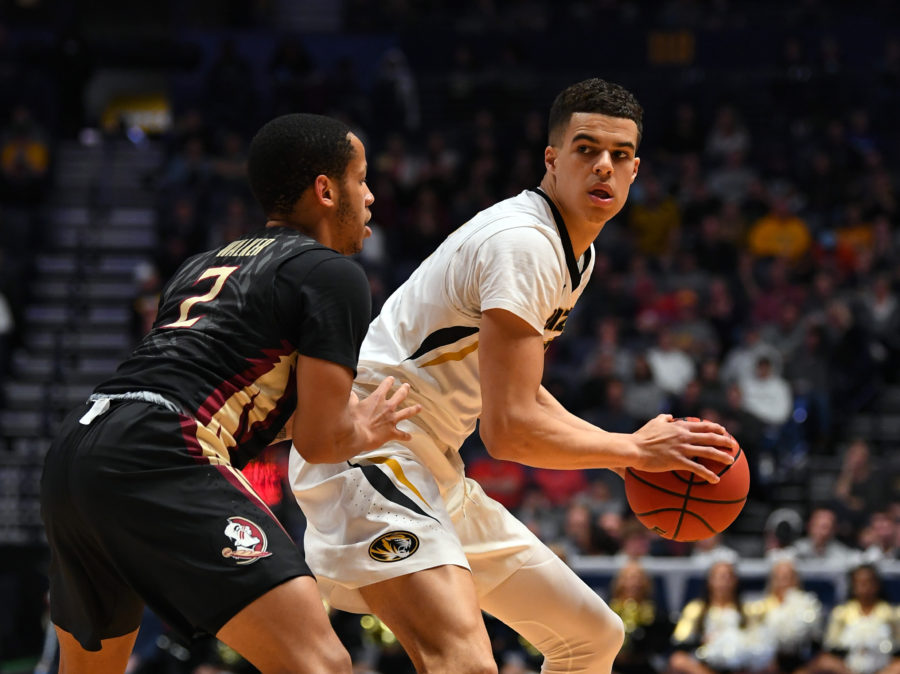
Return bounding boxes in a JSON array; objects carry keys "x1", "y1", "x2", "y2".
[
  {"x1": 548, "y1": 78, "x2": 644, "y2": 148},
  {"x1": 247, "y1": 113, "x2": 354, "y2": 217}
]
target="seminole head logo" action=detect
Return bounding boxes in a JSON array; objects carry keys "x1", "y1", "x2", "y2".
[
  {"x1": 221, "y1": 516, "x2": 272, "y2": 565},
  {"x1": 368, "y1": 531, "x2": 419, "y2": 563}
]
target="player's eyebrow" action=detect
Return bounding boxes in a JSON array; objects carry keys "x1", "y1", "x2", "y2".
[{"x1": 571, "y1": 132, "x2": 636, "y2": 151}]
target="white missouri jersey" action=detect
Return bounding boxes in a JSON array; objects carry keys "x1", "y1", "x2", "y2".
[{"x1": 355, "y1": 188, "x2": 595, "y2": 481}]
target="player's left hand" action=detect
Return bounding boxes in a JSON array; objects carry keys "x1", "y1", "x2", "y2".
[{"x1": 351, "y1": 376, "x2": 422, "y2": 451}]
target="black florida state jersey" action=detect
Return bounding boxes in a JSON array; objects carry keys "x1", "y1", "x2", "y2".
[{"x1": 96, "y1": 226, "x2": 371, "y2": 468}]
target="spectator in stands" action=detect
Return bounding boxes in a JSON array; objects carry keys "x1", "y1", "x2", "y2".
[
  {"x1": 608, "y1": 559, "x2": 674, "y2": 674},
  {"x1": 790, "y1": 506, "x2": 856, "y2": 564},
  {"x1": 691, "y1": 533, "x2": 738, "y2": 566},
  {"x1": 738, "y1": 355, "x2": 793, "y2": 429},
  {"x1": 668, "y1": 288, "x2": 720, "y2": 361},
  {"x1": 825, "y1": 298, "x2": 880, "y2": 422},
  {"x1": 696, "y1": 357, "x2": 728, "y2": 413},
  {"x1": 705, "y1": 105, "x2": 750, "y2": 165},
  {"x1": 806, "y1": 564, "x2": 900, "y2": 674},
  {"x1": 627, "y1": 171, "x2": 682, "y2": 259},
  {"x1": 721, "y1": 325, "x2": 782, "y2": 386},
  {"x1": 752, "y1": 260, "x2": 807, "y2": 329},
  {"x1": 370, "y1": 48, "x2": 420, "y2": 135},
  {"x1": 746, "y1": 189, "x2": 813, "y2": 264},
  {"x1": 558, "y1": 501, "x2": 602, "y2": 558},
  {"x1": 701, "y1": 388, "x2": 770, "y2": 498},
  {"x1": 646, "y1": 327, "x2": 696, "y2": 399},
  {"x1": 583, "y1": 377, "x2": 640, "y2": 435},
  {"x1": 832, "y1": 439, "x2": 891, "y2": 542},
  {"x1": 703, "y1": 276, "x2": 743, "y2": 357},
  {"x1": 783, "y1": 322, "x2": 832, "y2": 451},
  {"x1": 582, "y1": 315, "x2": 633, "y2": 383},
  {"x1": 745, "y1": 556, "x2": 824, "y2": 674},
  {"x1": 858, "y1": 510, "x2": 899, "y2": 561},
  {"x1": 834, "y1": 203, "x2": 876, "y2": 279},
  {"x1": 692, "y1": 214, "x2": 740, "y2": 279},
  {"x1": 763, "y1": 508, "x2": 806, "y2": 558},
  {"x1": 0, "y1": 103, "x2": 50, "y2": 208},
  {"x1": 624, "y1": 352, "x2": 668, "y2": 421},
  {"x1": 669, "y1": 560, "x2": 773, "y2": 674},
  {"x1": 615, "y1": 517, "x2": 655, "y2": 561},
  {"x1": 707, "y1": 149, "x2": 757, "y2": 205},
  {"x1": 208, "y1": 128, "x2": 251, "y2": 209},
  {"x1": 514, "y1": 484, "x2": 562, "y2": 544},
  {"x1": 671, "y1": 377, "x2": 704, "y2": 420},
  {"x1": 859, "y1": 273, "x2": 900, "y2": 382}
]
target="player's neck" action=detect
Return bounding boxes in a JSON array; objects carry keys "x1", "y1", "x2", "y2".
[
  {"x1": 537, "y1": 178, "x2": 604, "y2": 259},
  {"x1": 265, "y1": 218, "x2": 327, "y2": 246}
]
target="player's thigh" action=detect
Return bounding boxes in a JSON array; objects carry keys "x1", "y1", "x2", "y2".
[
  {"x1": 68, "y1": 402, "x2": 314, "y2": 642},
  {"x1": 217, "y1": 575, "x2": 351, "y2": 674},
  {"x1": 291, "y1": 446, "x2": 469, "y2": 614},
  {"x1": 359, "y1": 564, "x2": 494, "y2": 665},
  {"x1": 55, "y1": 625, "x2": 139, "y2": 674}
]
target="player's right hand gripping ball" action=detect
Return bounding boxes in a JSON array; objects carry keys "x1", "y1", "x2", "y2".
[{"x1": 625, "y1": 419, "x2": 749, "y2": 542}]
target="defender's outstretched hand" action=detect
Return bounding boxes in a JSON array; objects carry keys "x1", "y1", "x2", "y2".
[
  {"x1": 350, "y1": 376, "x2": 422, "y2": 452},
  {"x1": 630, "y1": 414, "x2": 736, "y2": 483}
]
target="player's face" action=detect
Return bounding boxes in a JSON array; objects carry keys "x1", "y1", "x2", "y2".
[
  {"x1": 545, "y1": 112, "x2": 640, "y2": 227},
  {"x1": 334, "y1": 134, "x2": 374, "y2": 256}
]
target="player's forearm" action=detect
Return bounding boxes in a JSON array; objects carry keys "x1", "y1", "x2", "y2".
[
  {"x1": 480, "y1": 399, "x2": 639, "y2": 470},
  {"x1": 291, "y1": 403, "x2": 367, "y2": 463},
  {"x1": 534, "y1": 386, "x2": 628, "y2": 478}
]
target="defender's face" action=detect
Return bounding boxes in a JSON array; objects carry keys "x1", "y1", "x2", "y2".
[
  {"x1": 334, "y1": 133, "x2": 374, "y2": 255},
  {"x1": 546, "y1": 112, "x2": 640, "y2": 226}
]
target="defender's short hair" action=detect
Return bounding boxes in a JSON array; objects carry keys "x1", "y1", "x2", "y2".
[
  {"x1": 548, "y1": 78, "x2": 643, "y2": 148},
  {"x1": 247, "y1": 113, "x2": 354, "y2": 217}
]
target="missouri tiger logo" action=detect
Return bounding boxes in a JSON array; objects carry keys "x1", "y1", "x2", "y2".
[
  {"x1": 368, "y1": 531, "x2": 419, "y2": 562},
  {"x1": 221, "y1": 516, "x2": 272, "y2": 565}
]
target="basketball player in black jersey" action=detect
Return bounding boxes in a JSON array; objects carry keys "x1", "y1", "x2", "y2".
[{"x1": 40, "y1": 114, "x2": 421, "y2": 673}]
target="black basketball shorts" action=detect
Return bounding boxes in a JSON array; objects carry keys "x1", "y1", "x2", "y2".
[{"x1": 40, "y1": 399, "x2": 313, "y2": 651}]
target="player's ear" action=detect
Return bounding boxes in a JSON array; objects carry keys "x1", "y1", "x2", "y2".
[
  {"x1": 631, "y1": 157, "x2": 640, "y2": 183},
  {"x1": 313, "y1": 174, "x2": 336, "y2": 207},
  {"x1": 544, "y1": 145, "x2": 558, "y2": 172}
]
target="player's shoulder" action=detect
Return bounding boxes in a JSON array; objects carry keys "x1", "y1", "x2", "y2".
[
  {"x1": 469, "y1": 191, "x2": 559, "y2": 246},
  {"x1": 477, "y1": 189, "x2": 555, "y2": 227},
  {"x1": 281, "y1": 246, "x2": 366, "y2": 282}
]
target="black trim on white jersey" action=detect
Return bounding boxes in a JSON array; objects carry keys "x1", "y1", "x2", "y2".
[
  {"x1": 530, "y1": 188, "x2": 591, "y2": 290},
  {"x1": 405, "y1": 325, "x2": 479, "y2": 361},
  {"x1": 349, "y1": 461, "x2": 440, "y2": 524}
]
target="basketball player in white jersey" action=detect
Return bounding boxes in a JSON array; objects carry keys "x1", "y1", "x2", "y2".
[{"x1": 289, "y1": 78, "x2": 737, "y2": 673}]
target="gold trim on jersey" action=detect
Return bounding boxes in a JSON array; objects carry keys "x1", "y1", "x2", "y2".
[
  {"x1": 368, "y1": 456, "x2": 432, "y2": 508},
  {"x1": 194, "y1": 353, "x2": 297, "y2": 461},
  {"x1": 182, "y1": 423, "x2": 282, "y2": 523},
  {"x1": 421, "y1": 341, "x2": 479, "y2": 367}
]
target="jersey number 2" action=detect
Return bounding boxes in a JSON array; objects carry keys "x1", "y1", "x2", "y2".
[{"x1": 161, "y1": 266, "x2": 239, "y2": 329}]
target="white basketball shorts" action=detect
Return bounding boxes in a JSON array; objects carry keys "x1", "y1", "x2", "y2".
[{"x1": 288, "y1": 434, "x2": 539, "y2": 614}]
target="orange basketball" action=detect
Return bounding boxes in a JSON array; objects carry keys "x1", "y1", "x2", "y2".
[{"x1": 624, "y1": 419, "x2": 749, "y2": 542}]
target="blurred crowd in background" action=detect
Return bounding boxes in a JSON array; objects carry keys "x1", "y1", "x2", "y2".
[{"x1": 1, "y1": 0, "x2": 899, "y2": 672}]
